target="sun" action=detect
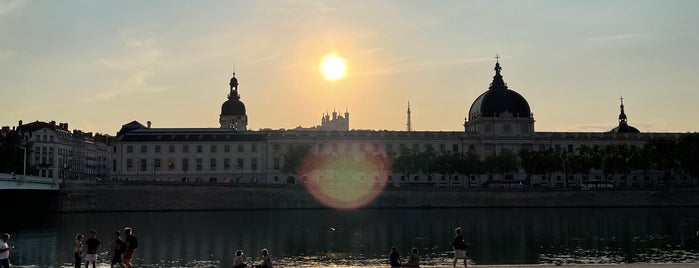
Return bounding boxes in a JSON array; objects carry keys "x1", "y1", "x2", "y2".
[{"x1": 320, "y1": 53, "x2": 347, "y2": 81}]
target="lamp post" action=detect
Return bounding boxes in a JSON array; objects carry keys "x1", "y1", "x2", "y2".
[{"x1": 15, "y1": 145, "x2": 26, "y2": 176}]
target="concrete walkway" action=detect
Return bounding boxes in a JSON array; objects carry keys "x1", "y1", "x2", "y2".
[{"x1": 324, "y1": 265, "x2": 698, "y2": 268}]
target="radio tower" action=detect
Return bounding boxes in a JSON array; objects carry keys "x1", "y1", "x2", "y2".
[{"x1": 406, "y1": 101, "x2": 412, "y2": 132}]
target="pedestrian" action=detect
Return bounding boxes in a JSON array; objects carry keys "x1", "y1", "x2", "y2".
[
  {"x1": 123, "y1": 227, "x2": 139, "y2": 268},
  {"x1": 74, "y1": 234, "x2": 84, "y2": 268},
  {"x1": 452, "y1": 227, "x2": 467, "y2": 268},
  {"x1": 110, "y1": 230, "x2": 126, "y2": 268},
  {"x1": 389, "y1": 246, "x2": 402, "y2": 268},
  {"x1": 233, "y1": 249, "x2": 247, "y2": 268},
  {"x1": 253, "y1": 248, "x2": 272, "y2": 268},
  {"x1": 405, "y1": 247, "x2": 420, "y2": 267},
  {"x1": 0, "y1": 233, "x2": 12, "y2": 268},
  {"x1": 85, "y1": 230, "x2": 101, "y2": 268}
]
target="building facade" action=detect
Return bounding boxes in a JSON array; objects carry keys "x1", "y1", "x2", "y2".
[
  {"x1": 108, "y1": 62, "x2": 695, "y2": 188},
  {"x1": 14, "y1": 120, "x2": 110, "y2": 179}
]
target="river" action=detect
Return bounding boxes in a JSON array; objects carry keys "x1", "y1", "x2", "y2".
[{"x1": 4, "y1": 208, "x2": 699, "y2": 267}]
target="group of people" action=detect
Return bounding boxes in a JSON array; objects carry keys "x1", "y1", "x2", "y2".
[
  {"x1": 232, "y1": 248, "x2": 273, "y2": 268},
  {"x1": 389, "y1": 227, "x2": 468, "y2": 268},
  {"x1": 73, "y1": 227, "x2": 139, "y2": 268}
]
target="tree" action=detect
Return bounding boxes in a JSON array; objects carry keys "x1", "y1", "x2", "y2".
[
  {"x1": 644, "y1": 138, "x2": 678, "y2": 186},
  {"x1": 677, "y1": 133, "x2": 699, "y2": 185},
  {"x1": 281, "y1": 144, "x2": 313, "y2": 176}
]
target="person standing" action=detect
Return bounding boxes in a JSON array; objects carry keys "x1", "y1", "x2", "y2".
[
  {"x1": 452, "y1": 227, "x2": 467, "y2": 268},
  {"x1": 406, "y1": 247, "x2": 420, "y2": 268},
  {"x1": 110, "y1": 230, "x2": 126, "y2": 268},
  {"x1": 85, "y1": 230, "x2": 101, "y2": 268},
  {"x1": 233, "y1": 249, "x2": 247, "y2": 268},
  {"x1": 74, "y1": 234, "x2": 84, "y2": 268},
  {"x1": 389, "y1": 246, "x2": 402, "y2": 268},
  {"x1": 0, "y1": 233, "x2": 12, "y2": 268},
  {"x1": 123, "y1": 227, "x2": 138, "y2": 268}
]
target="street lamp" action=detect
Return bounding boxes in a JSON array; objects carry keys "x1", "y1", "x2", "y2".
[{"x1": 15, "y1": 145, "x2": 26, "y2": 176}]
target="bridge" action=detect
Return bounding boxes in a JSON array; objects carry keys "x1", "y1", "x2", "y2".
[{"x1": 0, "y1": 173, "x2": 62, "y2": 191}]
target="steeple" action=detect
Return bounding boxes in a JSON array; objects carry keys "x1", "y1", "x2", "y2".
[
  {"x1": 489, "y1": 54, "x2": 508, "y2": 90},
  {"x1": 228, "y1": 72, "x2": 240, "y2": 100},
  {"x1": 618, "y1": 96, "x2": 627, "y2": 124}
]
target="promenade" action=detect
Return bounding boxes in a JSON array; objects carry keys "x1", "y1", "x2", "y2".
[{"x1": 328, "y1": 265, "x2": 698, "y2": 268}]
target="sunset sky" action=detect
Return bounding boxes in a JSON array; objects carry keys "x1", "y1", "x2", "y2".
[{"x1": 1, "y1": 0, "x2": 698, "y2": 135}]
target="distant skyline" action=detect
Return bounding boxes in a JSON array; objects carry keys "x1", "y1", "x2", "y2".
[{"x1": 1, "y1": 0, "x2": 698, "y2": 135}]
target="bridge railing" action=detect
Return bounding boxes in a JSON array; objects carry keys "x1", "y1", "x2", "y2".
[{"x1": 0, "y1": 173, "x2": 63, "y2": 188}]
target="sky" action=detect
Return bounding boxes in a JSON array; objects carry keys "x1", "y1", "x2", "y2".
[{"x1": 1, "y1": 0, "x2": 698, "y2": 135}]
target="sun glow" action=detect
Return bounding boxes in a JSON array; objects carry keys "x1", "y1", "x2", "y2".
[{"x1": 320, "y1": 53, "x2": 347, "y2": 81}]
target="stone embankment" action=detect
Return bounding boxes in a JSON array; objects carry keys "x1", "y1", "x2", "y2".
[{"x1": 56, "y1": 180, "x2": 699, "y2": 212}]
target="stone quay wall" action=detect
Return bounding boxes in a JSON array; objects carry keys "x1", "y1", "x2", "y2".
[{"x1": 57, "y1": 181, "x2": 699, "y2": 212}]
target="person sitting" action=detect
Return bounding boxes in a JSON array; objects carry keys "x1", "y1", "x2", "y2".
[
  {"x1": 253, "y1": 248, "x2": 272, "y2": 268},
  {"x1": 389, "y1": 246, "x2": 402, "y2": 268},
  {"x1": 405, "y1": 247, "x2": 420, "y2": 267},
  {"x1": 234, "y1": 250, "x2": 247, "y2": 268}
]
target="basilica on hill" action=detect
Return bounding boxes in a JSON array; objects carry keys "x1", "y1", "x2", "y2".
[{"x1": 109, "y1": 59, "x2": 693, "y2": 188}]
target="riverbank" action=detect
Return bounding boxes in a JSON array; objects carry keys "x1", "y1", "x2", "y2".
[{"x1": 55, "y1": 180, "x2": 699, "y2": 212}]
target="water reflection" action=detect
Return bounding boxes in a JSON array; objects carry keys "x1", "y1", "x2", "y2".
[{"x1": 4, "y1": 208, "x2": 699, "y2": 267}]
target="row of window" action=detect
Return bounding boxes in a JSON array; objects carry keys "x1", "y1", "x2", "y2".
[
  {"x1": 118, "y1": 157, "x2": 278, "y2": 172},
  {"x1": 120, "y1": 144, "x2": 259, "y2": 154}
]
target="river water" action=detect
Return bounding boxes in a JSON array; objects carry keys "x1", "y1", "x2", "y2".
[{"x1": 4, "y1": 208, "x2": 699, "y2": 267}]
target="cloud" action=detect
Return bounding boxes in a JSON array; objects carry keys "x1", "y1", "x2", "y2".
[
  {"x1": 0, "y1": 0, "x2": 27, "y2": 17},
  {"x1": 586, "y1": 33, "x2": 650, "y2": 42},
  {"x1": 88, "y1": 38, "x2": 169, "y2": 101}
]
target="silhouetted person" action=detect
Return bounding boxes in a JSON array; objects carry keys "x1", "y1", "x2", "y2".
[
  {"x1": 85, "y1": 230, "x2": 100, "y2": 268},
  {"x1": 406, "y1": 247, "x2": 420, "y2": 267},
  {"x1": 452, "y1": 227, "x2": 467, "y2": 268},
  {"x1": 123, "y1": 227, "x2": 138, "y2": 268},
  {"x1": 74, "y1": 234, "x2": 84, "y2": 268},
  {"x1": 110, "y1": 230, "x2": 126, "y2": 268},
  {"x1": 389, "y1": 246, "x2": 402, "y2": 268},
  {"x1": 0, "y1": 233, "x2": 12, "y2": 268},
  {"x1": 234, "y1": 249, "x2": 247, "y2": 268},
  {"x1": 253, "y1": 248, "x2": 272, "y2": 268}
]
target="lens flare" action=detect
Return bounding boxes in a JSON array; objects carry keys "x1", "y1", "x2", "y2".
[{"x1": 299, "y1": 145, "x2": 392, "y2": 210}]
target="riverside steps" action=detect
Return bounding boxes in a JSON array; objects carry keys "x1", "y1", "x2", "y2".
[{"x1": 57, "y1": 180, "x2": 699, "y2": 212}]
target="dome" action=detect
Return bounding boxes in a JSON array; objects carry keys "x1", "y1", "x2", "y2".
[
  {"x1": 609, "y1": 124, "x2": 640, "y2": 133},
  {"x1": 221, "y1": 98, "x2": 246, "y2": 116},
  {"x1": 468, "y1": 61, "x2": 531, "y2": 120}
]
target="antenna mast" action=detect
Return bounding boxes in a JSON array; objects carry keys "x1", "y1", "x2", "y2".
[{"x1": 406, "y1": 101, "x2": 412, "y2": 132}]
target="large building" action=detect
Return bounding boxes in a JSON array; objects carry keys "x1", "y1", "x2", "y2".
[
  {"x1": 12, "y1": 120, "x2": 110, "y2": 180},
  {"x1": 109, "y1": 61, "x2": 693, "y2": 187}
]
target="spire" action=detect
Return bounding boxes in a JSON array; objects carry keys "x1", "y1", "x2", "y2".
[
  {"x1": 489, "y1": 54, "x2": 508, "y2": 90},
  {"x1": 406, "y1": 101, "x2": 412, "y2": 132},
  {"x1": 228, "y1": 72, "x2": 240, "y2": 100},
  {"x1": 618, "y1": 96, "x2": 628, "y2": 124}
]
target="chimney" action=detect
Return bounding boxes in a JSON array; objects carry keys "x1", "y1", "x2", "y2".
[{"x1": 147, "y1": 121, "x2": 152, "y2": 128}]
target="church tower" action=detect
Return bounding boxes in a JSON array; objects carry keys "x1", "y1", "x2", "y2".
[{"x1": 219, "y1": 73, "x2": 248, "y2": 131}]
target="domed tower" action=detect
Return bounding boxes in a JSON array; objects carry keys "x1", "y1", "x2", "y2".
[
  {"x1": 609, "y1": 97, "x2": 640, "y2": 133},
  {"x1": 219, "y1": 73, "x2": 248, "y2": 131},
  {"x1": 464, "y1": 58, "x2": 535, "y2": 136}
]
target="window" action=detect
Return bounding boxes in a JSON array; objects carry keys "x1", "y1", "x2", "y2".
[
  {"x1": 237, "y1": 144, "x2": 244, "y2": 152},
  {"x1": 140, "y1": 159, "x2": 147, "y2": 172},
  {"x1": 168, "y1": 159, "x2": 175, "y2": 171},
  {"x1": 155, "y1": 145, "x2": 161, "y2": 153},
  {"x1": 210, "y1": 145, "x2": 217, "y2": 153},
  {"x1": 567, "y1": 144, "x2": 574, "y2": 152},
  {"x1": 453, "y1": 144, "x2": 459, "y2": 153},
  {"x1": 504, "y1": 123, "x2": 511, "y2": 133},
  {"x1": 386, "y1": 144, "x2": 393, "y2": 153},
  {"x1": 183, "y1": 145, "x2": 189, "y2": 153},
  {"x1": 399, "y1": 144, "x2": 406, "y2": 152},
  {"x1": 113, "y1": 146, "x2": 117, "y2": 153},
  {"x1": 210, "y1": 158, "x2": 216, "y2": 171},
  {"x1": 224, "y1": 158, "x2": 231, "y2": 170},
  {"x1": 50, "y1": 136, "x2": 54, "y2": 142},
  {"x1": 273, "y1": 144, "x2": 280, "y2": 151},
  {"x1": 196, "y1": 145, "x2": 203, "y2": 153},
  {"x1": 141, "y1": 145, "x2": 147, "y2": 153},
  {"x1": 251, "y1": 158, "x2": 258, "y2": 170},
  {"x1": 251, "y1": 144, "x2": 257, "y2": 153},
  {"x1": 169, "y1": 145, "x2": 175, "y2": 153},
  {"x1": 154, "y1": 159, "x2": 161, "y2": 169},
  {"x1": 182, "y1": 159, "x2": 189, "y2": 171},
  {"x1": 273, "y1": 158, "x2": 280, "y2": 170},
  {"x1": 439, "y1": 144, "x2": 446, "y2": 153},
  {"x1": 224, "y1": 145, "x2": 230, "y2": 153},
  {"x1": 112, "y1": 160, "x2": 116, "y2": 172},
  {"x1": 196, "y1": 159, "x2": 203, "y2": 171},
  {"x1": 237, "y1": 158, "x2": 244, "y2": 170},
  {"x1": 412, "y1": 144, "x2": 419, "y2": 152},
  {"x1": 127, "y1": 145, "x2": 133, "y2": 153}
]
